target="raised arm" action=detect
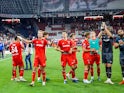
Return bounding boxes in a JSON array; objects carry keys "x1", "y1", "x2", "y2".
[
  {"x1": 97, "y1": 31, "x2": 103, "y2": 39},
  {"x1": 17, "y1": 36, "x2": 32, "y2": 43},
  {"x1": 104, "y1": 24, "x2": 113, "y2": 38}
]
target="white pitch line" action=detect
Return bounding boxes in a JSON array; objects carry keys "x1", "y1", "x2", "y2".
[{"x1": 0, "y1": 57, "x2": 11, "y2": 62}]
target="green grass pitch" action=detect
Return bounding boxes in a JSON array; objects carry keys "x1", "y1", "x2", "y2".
[{"x1": 0, "y1": 47, "x2": 124, "y2": 93}]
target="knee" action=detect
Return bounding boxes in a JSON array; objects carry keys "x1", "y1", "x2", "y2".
[{"x1": 62, "y1": 67, "x2": 66, "y2": 71}]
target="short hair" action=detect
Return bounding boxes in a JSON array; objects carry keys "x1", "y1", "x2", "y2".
[
  {"x1": 14, "y1": 36, "x2": 18, "y2": 40},
  {"x1": 70, "y1": 33, "x2": 75, "y2": 38},
  {"x1": 91, "y1": 30, "x2": 95, "y2": 33},
  {"x1": 38, "y1": 30, "x2": 43, "y2": 32},
  {"x1": 62, "y1": 30, "x2": 67, "y2": 33},
  {"x1": 84, "y1": 32, "x2": 90, "y2": 37},
  {"x1": 43, "y1": 32, "x2": 49, "y2": 37}
]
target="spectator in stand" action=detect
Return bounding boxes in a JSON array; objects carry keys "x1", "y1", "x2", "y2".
[{"x1": 0, "y1": 39, "x2": 4, "y2": 58}]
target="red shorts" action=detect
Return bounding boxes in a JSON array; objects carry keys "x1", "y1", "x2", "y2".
[
  {"x1": 34, "y1": 57, "x2": 46, "y2": 67},
  {"x1": 61, "y1": 54, "x2": 73, "y2": 67},
  {"x1": 90, "y1": 54, "x2": 100, "y2": 65},
  {"x1": 82, "y1": 53, "x2": 91, "y2": 65},
  {"x1": 12, "y1": 56, "x2": 24, "y2": 67},
  {"x1": 71, "y1": 53, "x2": 78, "y2": 65}
]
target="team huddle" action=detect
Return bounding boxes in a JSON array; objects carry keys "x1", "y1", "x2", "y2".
[{"x1": 9, "y1": 22, "x2": 124, "y2": 86}]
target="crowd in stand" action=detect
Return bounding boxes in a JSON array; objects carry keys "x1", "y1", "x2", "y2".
[
  {"x1": 1, "y1": 19, "x2": 124, "y2": 48},
  {"x1": 0, "y1": 30, "x2": 15, "y2": 48}
]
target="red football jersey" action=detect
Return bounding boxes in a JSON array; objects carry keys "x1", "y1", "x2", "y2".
[
  {"x1": 71, "y1": 39, "x2": 77, "y2": 54},
  {"x1": 9, "y1": 42, "x2": 23, "y2": 58},
  {"x1": 82, "y1": 39, "x2": 90, "y2": 55},
  {"x1": 58, "y1": 39, "x2": 72, "y2": 52},
  {"x1": 32, "y1": 39, "x2": 48, "y2": 58}
]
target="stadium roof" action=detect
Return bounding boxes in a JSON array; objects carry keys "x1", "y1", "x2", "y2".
[{"x1": 0, "y1": 0, "x2": 124, "y2": 18}]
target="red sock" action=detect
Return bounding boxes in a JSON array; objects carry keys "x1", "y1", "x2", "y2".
[
  {"x1": 62, "y1": 71, "x2": 66, "y2": 80},
  {"x1": 42, "y1": 71, "x2": 46, "y2": 82},
  {"x1": 84, "y1": 70, "x2": 88, "y2": 79},
  {"x1": 32, "y1": 71, "x2": 36, "y2": 82},
  {"x1": 72, "y1": 70, "x2": 75, "y2": 78},
  {"x1": 38, "y1": 69, "x2": 41, "y2": 77},
  {"x1": 12, "y1": 70, "x2": 16, "y2": 78},
  {"x1": 19, "y1": 69, "x2": 24, "y2": 77},
  {"x1": 97, "y1": 67, "x2": 100, "y2": 77},
  {"x1": 90, "y1": 67, "x2": 94, "y2": 77},
  {"x1": 75, "y1": 66, "x2": 77, "y2": 70}
]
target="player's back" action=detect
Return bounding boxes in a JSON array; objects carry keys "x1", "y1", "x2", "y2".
[{"x1": 9, "y1": 41, "x2": 22, "y2": 57}]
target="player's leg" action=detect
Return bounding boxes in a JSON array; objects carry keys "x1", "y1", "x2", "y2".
[
  {"x1": 119, "y1": 65, "x2": 124, "y2": 84},
  {"x1": 104, "y1": 53, "x2": 114, "y2": 84},
  {"x1": 70, "y1": 65, "x2": 78, "y2": 83},
  {"x1": 119, "y1": 59, "x2": 124, "y2": 84},
  {"x1": 66, "y1": 58, "x2": 75, "y2": 80},
  {"x1": 40, "y1": 66, "x2": 46, "y2": 86},
  {"x1": 67, "y1": 65, "x2": 78, "y2": 80},
  {"x1": 30, "y1": 67, "x2": 37, "y2": 86},
  {"x1": 90, "y1": 64, "x2": 94, "y2": 82},
  {"x1": 72, "y1": 63, "x2": 78, "y2": 80},
  {"x1": 19, "y1": 66, "x2": 27, "y2": 82},
  {"x1": 104, "y1": 63, "x2": 114, "y2": 84},
  {"x1": 90, "y1": 55, "x2": 94, "y2": 82},
  {"x1": 83, "y1": 56, "x2": 91, "y2": 84},
  {"x1": 62, "y1": 66, "x2": 67, "y2": 84},
  {"x1": 71, "y1": 57, "x2": 78, "y2": 81},
  {"x1": 97, "y1": 64, "x2": 100, "y2": 80},
  {"x1": 37, "y1": 67, "x2": 42, "y2": 82},
  {"x1": 11, "y1": 59, "x2": 20, "y2": 81},
  {"x1": 90, "y1": 55, "x2": 95, "y2": 82},
  {"x1": 30, "y1": 58, "x2": 38, "y2": 86},
  {"x1": 11, "y1": 66, "x2": 17, "y2": 80},
  {"x1": 37, "y1": 61, "x2": 50, "y2": 83},
  {"x1": 67, "y1": 55, "x2": 78, "y2": 79},
  {"x1": 67, "y1": 54, "x2": 78, "y2": 81},
  {"x1": 18, "y1": 59, "x2": 27, "y2": 81},
  {"x1": 61, "y1": 54, "x2": 67, "y2": 84},
  {"x1": 83, "y1": 64, "x2": 91, "y2": 84},
  {"x1": 66, "y1": 70, "x2": 72, "y2": 79},
  {"x1": 96, "y1": 54, "x2": 101, "y2": 81}
]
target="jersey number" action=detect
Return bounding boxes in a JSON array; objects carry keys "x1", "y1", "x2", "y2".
[{"x1": 11, "y1": 46, "x2": 18, "y2": 54}]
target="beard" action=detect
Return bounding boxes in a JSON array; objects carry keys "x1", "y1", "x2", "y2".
[{"x1": 119, "y1": 34, "x2": 124, "y2": 37}]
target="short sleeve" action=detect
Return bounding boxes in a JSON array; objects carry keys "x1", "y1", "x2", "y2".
[
  {"x1": 44, "y1": 39, "x2": 48, "y2": 46},
  {"x1": 32, "y1": 39, "x2": 36, "y2": 44},
  {"x1": 82, "y1": 40, "x2": 86, "y2": 48},
  {"x1": 57, "y1": 40, "x2": 61, "y2": 47}
]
